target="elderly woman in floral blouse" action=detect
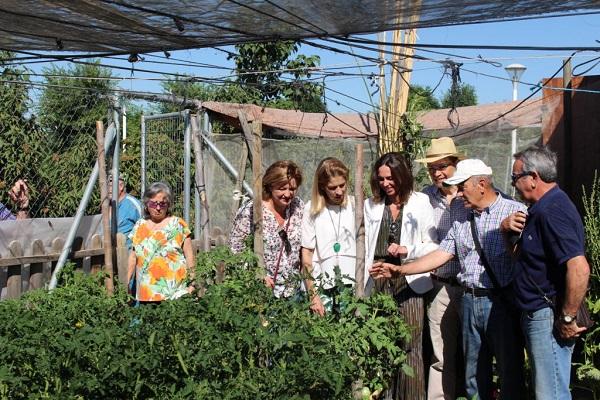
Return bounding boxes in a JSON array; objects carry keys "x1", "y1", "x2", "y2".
[
  {"x1": 127, "y1": 182, "x2": 195, "y2": 303},
  {"x1": 229, "y1": 160, "x2": 304, "y2": 298}
]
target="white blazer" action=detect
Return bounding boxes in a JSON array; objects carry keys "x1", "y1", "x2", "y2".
[{"x1": 364, "y1": 191, "x2": 439, "y2": 294}]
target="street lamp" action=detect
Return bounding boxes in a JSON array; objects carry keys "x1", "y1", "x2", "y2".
[{"x1": 505, "y1": 63, "x2": 526, "y2": 193}]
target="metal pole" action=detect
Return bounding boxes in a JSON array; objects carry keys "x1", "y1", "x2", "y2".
[
  {"x1": 141, "y1": 114, "x2": 146, "y2": 195},
  {"x1": 183, "y1": 110, "x2": 191, "y2": 225},
  {"x1": 201, "y1": 132, "x2": 254, "y2": 197},
  {"x1": 49, "y1": 123, "x2": 117, "y2": 289},
  {"x1": 510, "y1": 79, "x2": 518, "y2": 195},
  {"x1": 122, "y1": 103, "x2": 127, "y2": 151}
]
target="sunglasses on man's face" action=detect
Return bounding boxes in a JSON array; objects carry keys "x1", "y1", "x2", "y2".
[
  {"x1": 427, "y1": 163, "x2": 452, "y2": 173},
  {"x1": 147, "y1": 200, "x2": 169, "y2": 210},
  {"x1": 511, "y1": 171, "x2": 534, "y2": 186}
]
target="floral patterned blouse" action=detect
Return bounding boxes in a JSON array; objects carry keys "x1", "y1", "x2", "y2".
[
  {"x1": 129, "y1": 216, "x2": 191, "y2": 302},
  {"x1": 229, "y1": 197, "x2": 304, "y2": 298}
]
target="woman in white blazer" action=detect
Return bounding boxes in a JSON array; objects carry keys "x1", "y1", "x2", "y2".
[{"x1": 365, "y1": 152, "x2": 438, "y2": 400}]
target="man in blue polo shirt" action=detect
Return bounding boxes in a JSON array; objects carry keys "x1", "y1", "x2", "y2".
[
  {"x1": 501, "y1": 145, "x2": 590, "y2": 400},
  {"x1": 108, "y1": 173, "x2": 142, "y2": 248}
]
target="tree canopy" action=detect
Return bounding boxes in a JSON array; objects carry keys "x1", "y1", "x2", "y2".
[{"x1": 441, "y1": 83, "x2": 478, "y2": 108}]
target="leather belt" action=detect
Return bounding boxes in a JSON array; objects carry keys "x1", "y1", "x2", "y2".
[
  {"x1": 462, "y1": 286, "x2": 496, "y2": 297},
  {"x1": 431, "y1": 274, "x2": 460, "y2": 287}
]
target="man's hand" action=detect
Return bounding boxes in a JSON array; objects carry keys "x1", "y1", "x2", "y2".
[
  {"x1": 8, "y1": 179, "x2": 29, "y2": 209},
  {"x1": 387, "y1": 243, "x2": 408, "y2": 258},
  {"x1": 555, "y1": 319, "x2": 587, "y2": 339},
  {"x1": 369, "y1": 261, "x2": 400, "y2": 279},
  {"x1": 501, "y1": 210, "x2": 527, "y2": 234}
]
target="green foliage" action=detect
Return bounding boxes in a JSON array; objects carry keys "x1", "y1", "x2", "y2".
[
  {"x1": 36, "y1": 62, "x2": 115, "y2": 217},
  {"x1": 578, "y1": 172, "x2": 600, "y2": 393},
  {"x1": 441, "y1": 83, "x2": 478, "y2": 108},
  {"x1": 0, "y1": 247, "x2": 410, "y2": 399},
  {"x1": 407, "y1": 85, "x2": 440, "y2": 111}
]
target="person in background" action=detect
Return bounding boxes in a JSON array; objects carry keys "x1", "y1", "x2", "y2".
[
  {"x1": 364, "y1": 152, "x2": 438, "y2": 400},
  {"x1": 415, "y1": 137, "x2": 465, "y2": 400},
  {"x1": 127, "y1": 182, "x2": 195, "y2": 303},
  {"x1": 301, "y1": 158, "x2": 356, "y2": 316},
  {"x1": 1, "y1": 179, "x2": 30, "y2": 220},
  {"x1": 229, "y1": 160, "x2": 304, "y2": 298},
  {"x1": 502, "y1": 145, "x2": 590, "y2": 400},
  {"x1": 108, "y1": 173, "x2": 142, "y2": 247},
  {"x1": 371, "y1": 159, "x2": 526, "y2": 400}
]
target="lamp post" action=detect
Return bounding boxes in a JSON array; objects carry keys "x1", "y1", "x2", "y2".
[
  {"x1": 504, "y1": 63, "x2": 526, "y2": 157},
  {"x1": 505, "y1": 63, "x2": 526, "y2": 193}
]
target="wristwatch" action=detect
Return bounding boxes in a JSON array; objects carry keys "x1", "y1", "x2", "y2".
[{"x1": 560, "y1": 313, "x2": 576, "y2": 324}]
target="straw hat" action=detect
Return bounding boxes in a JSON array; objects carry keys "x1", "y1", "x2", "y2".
[{"x1": 415, "y1": 137, "x2": 465, "y2": 164}]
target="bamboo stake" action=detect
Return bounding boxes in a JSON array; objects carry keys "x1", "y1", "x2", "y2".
[
  {"x1": 95, "y1": 121, "x2": 114, "y2": 294},
  {"x1": 251, "y1": 120, "x2": 264, "y2": 270},
  {"x1": 354, "y1": 144, "x2": 366, "y2": 298}
]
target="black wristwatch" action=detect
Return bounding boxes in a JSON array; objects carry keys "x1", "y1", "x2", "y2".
[{"x1": 560, "y1": 313, "x2": 576, "y2": 324}]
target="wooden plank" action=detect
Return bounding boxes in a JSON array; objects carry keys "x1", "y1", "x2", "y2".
[
  {"x1": 115, "y1": 233, "x2": 129, "y2": 285},
  {"x1": 48, "y1": 237, "x2": 64, "y2": 283},
  {"x1": 251, "y1": 120, "x2": 264, "y2": 270},
  {"x1": 354, "y1": 144, "x2": 366, "y2": 298},
  {"x1": 89, "y1": 234, "x2": 103, "y2": 276},
  {"x1": 191, "y1": 114, "x2": 211, "y2": 252},
  {"x1": 7, "y1": 241, "x2": 23, "y2": 299},
  {"x1": 29, "y1": 239, "x2": 45, "y2": 290},
  {"x1": 96, "y1": 120, "x2": 114, "y2": 294},
  {"x1": 0, "y1": 247, "x2": 106, "y2": 267}
]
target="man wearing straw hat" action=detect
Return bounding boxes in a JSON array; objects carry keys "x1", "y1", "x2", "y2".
[{"x1": 416, "y1": 137, "x2": 465, "y2": 400}]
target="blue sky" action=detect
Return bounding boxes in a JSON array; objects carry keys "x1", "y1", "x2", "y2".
[{"x1": 31, "y1": 12, "x2": 600, "y2": 114}]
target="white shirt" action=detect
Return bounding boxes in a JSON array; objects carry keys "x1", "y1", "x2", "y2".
[{"x1": 301, "y1": 199, "x2": 356, "y2": 289}]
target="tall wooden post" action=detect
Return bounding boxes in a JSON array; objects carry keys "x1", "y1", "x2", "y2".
[
  {"x1": 251, "y1": 120, "x2": 264, "y2": 270},
  {"x1": 191, "y1": 114, "x2": 211, "y2": 252},
  {"x1": 96, "y1": 121, "x2": 114, "y2": 294},
  {"x1": 354, "y1": 144, "x2": 366, "y2": 298},
  {"x1": 563, "y1": 58, "x2": 573, "y2": 196}
]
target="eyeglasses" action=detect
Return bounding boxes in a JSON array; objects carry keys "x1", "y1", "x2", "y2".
[
  {"x1": 147, "y1": 200, "x2": 169, "y2": 210},
  {"x1": 278, "y1": 229, "x2": 292, "y2": 254},
  {"x1": 511, "y1": 171, "x2": 534, "y2": 186},
  {"x1": 427, "y1": 163, "x2": 452, "y2": 173}
]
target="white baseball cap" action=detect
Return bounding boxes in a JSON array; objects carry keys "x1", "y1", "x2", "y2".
[{"x1": 443, "y1": 159, "x2": 493, "y2": 185}]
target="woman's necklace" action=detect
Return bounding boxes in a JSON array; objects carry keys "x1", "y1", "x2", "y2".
[{"x1": 327, "y1": 204, "x2": 342, "y2": 254}]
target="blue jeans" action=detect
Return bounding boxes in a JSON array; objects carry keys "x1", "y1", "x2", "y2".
[
  {"x1": 462, "y1": 293, "x2": 525, "y2": 400},
  {"x1": 521, "y1": 307, "x2": 575, "y2": 400}
]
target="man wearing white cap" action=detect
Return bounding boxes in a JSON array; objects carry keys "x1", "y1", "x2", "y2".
[
  {"x1": 370, "y1": 159, "x2": 526, "y2": 400},
  {"x1": 416, "y1": 137, "x2": 465, "y2": 400}
]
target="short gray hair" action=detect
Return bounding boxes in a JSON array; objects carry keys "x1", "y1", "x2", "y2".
[
  {"x1": 142, "y1": 181, "x2": 173, "y2": 218},
  {"x1": 514, "y1": 146, "x2": 557, "y2": 183}
]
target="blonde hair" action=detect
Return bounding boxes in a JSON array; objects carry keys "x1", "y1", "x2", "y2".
[
  {"x1": 310, "y1": 157, "x2": 350, "y2": 215},
  {"x1": 262, "y1": 160, "x2": 303, "y2": 200}
]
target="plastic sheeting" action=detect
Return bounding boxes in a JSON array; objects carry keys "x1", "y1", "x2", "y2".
[{"x1": 1, "y1": 0, "x2": 599, "y2": 54}]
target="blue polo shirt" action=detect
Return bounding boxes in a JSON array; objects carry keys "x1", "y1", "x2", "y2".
[
  {"x1": 513, "y1": 186, "x2": 585, "y2": 311},
  {"x1": 118, "y1": 194, "x2": 142, "y2": 247}
]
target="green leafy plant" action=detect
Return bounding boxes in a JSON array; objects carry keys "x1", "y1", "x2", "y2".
[{"x1": 0, "y1": 247, "x2": 410, "y2": 399}]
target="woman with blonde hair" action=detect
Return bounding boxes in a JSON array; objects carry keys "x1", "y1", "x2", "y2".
[
  {"x1": 229, "y1": 160, "x2": 304, "y2": 298},
  {"x1": 301, "y1": 157, "x2": 356, "y2": 316}
]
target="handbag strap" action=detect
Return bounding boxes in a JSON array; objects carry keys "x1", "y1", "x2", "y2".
[{"x1": 469, "y1": 213, "x2": 503, "y2": 290}]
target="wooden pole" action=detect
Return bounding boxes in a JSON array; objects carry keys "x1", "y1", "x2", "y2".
[
  {"x1": 354, "y1": 144, "x2": 366, "y2": 298},
  {"x1": 563, "y1": 58, "x2": 573, "y2": 196},
  {"x1": 251, "y1": 120, "x2": 264, "y2": 270},
  {"x1": 191, "y1": 114, "x2": 211, "y2": 252},
  {"x1": 95, "y1": 121, "x2": 114, "y2": 294},
  {"x1": 237, "y1": 109, "x2": 254, "y2": 164}
]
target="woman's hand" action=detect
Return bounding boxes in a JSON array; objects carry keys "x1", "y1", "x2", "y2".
[
  {"x1": 387, "y1": 243, "x2": 408, "y2": 258},
  {"x1": 369, "y1": 261, "x2": 400, "y2": 279},
  {"x1": 264, "y1": 276, "x2": 275, "y2": 289},
  {"x1": 310, "y1": 294, "x2": 326, "y2": 317}
]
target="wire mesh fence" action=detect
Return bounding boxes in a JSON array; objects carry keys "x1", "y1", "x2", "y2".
[{"x1": 0, "y1": 79, "x2": 115, "y2": 220}]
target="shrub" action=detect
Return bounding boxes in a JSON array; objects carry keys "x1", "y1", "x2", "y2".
[{"x1": 0, "y1": 249, "x2": 409, "y2": 399}]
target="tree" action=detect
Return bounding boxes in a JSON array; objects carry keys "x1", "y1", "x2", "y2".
[
  {"x1": 37, "y1": 62, "x2": 116, "y2": 217},
  {"x1": 441, "y1": 83, "x2": 478, "y2": 108},
  {"x1": 407, "y1": 85, "x2": 440, "y2": 111}
]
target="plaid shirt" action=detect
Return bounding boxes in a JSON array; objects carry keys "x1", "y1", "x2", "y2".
[
  {"x1": 439, "y1": 193, "x2": 526, "y2": 289},
  {"x1": 422, "y1": 184, "x2": 462, "y2": 279}
]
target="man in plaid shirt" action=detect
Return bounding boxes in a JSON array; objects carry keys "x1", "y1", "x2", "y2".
[{"x1": 370, "y1": 159, "x2": 526, "y2": 400}]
